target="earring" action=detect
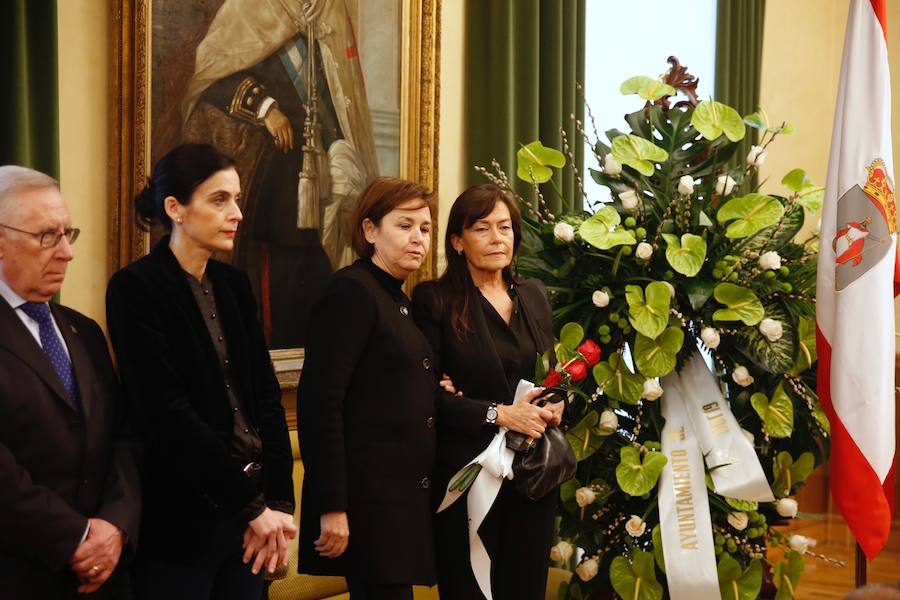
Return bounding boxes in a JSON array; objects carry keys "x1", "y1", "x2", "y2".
[{"x1": 176, "y1": 218, "x2": 183, "y2": 224}]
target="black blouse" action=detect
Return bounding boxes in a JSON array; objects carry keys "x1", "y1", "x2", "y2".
[{"x1": 478, "y1": 285, "x2": 538, "y2": 394}]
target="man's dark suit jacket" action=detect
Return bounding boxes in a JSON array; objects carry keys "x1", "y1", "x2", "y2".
[
  {"x1": 0, "y1": 295, "x2": 140, "y2": 598},
  {"x1": 105, "y1": 239, "x2": 294, "y2": 561}
]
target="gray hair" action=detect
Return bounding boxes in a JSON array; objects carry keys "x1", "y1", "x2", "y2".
[{"x1": 0, "y1": 165, "x2": 60, "y2": 223}]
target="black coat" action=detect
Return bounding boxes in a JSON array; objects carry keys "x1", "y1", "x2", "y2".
[
  {"x1": 0, "y1": 296, "x2": 140, "y2": 597},
  {"x1": 297, "y1": 259, "x2": 437, "y2": 584},
  {"x1": 411, "y1": 277, "x2": 555, "y2": 479},
  {"x1": 105, "y1": 239, "x2": 294, "y2": 560}
]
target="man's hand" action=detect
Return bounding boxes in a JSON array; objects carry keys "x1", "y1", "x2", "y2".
[
  {"x1": 314, "y1": 511, "x2": 349, "y2": 558},
  {"x1": 70, "y1": 518, "x2": 124, "y2": 594},
  {"x1": 263, "y1": 107, "x2": 294, "y2": 153},
  {"x1": 242, "y1": 507, "x2": 297, "y2": 574}
]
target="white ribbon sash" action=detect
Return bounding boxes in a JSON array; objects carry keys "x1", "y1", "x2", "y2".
[{"x1": 437, "y1": 380, "x2": 534, "y2": 600}]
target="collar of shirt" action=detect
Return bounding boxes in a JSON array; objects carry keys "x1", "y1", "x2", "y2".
[{"x1": 0, "y1": 277, "x2": 70, "y2": 358}]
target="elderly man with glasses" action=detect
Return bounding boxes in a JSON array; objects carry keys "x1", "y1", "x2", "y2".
[{"x1": 0, "y1": 165, "x2": 140, "y2": 599}]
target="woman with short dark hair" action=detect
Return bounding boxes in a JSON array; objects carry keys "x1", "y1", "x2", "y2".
[
  {"x1": 297, "y1": 176, "x2": 438, "y2": 599},
  {"x1": 106, "y1": 143, "x2": 296, "y2": 599},
  {"x1": 412, "y1": 184, "x2": 563, "y2": 600}
]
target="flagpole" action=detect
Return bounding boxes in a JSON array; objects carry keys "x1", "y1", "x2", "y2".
[{"x1": 855, "y1": 544, "x2": 867, "y2": 588}]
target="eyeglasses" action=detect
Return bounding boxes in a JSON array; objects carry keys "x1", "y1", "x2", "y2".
[{"x1": 0, "y1": 223, "x2": 81, "y2": 248}]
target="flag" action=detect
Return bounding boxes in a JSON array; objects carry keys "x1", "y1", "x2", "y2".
[{"x1": 816, "y1": 0, "x2": 896, "y2": 559}]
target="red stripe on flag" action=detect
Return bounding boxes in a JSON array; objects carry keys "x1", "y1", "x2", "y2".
[
  {"x1": 816, "y1": 327, "x2": 893, "y2": 559},
  {"x1": 894, "y1": 245, "x2": 900, "y2": 296},
  {"x1": 870, "y1": 0, "x2": 888, "y2": 43}
]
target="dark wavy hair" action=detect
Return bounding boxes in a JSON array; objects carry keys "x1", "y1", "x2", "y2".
[
  {"x1": 438, "y1": 184, "x2": 522, "y2": 338},
  {"x1": 134, "y1": 143, "x2": 236, "y2": 231}
]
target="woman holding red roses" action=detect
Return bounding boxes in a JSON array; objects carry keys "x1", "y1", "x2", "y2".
[
  {"x1": 412, "y1": 185, "x2": 563, "y2": 600},
  {"x1": 297, "y1": 177, "x2": 437, "y2": 599}
]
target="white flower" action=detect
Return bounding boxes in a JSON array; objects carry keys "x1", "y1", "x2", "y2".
[
  {"x1": 550, "y1": 540, "x2": 575, "y2": 564},
  {"x1": 732, "y1": 365, "x2": 754, "y2": 387},
  {"x1": 575, "y1": 487, "x2": 597, "y2": 508},
  {"x1": 599, "y1": 409, "x2": 618, "y2": 432},
  {"x1": 642, "y1": 379, "x2": 663, "y2": 401},
  {"x1": 700, "y1": 327, "x2": 721, "y2": 349},
  {"x1": 747, "y1": 145, "x2": 767, "y2": 167},
  {"x1": 759, "y1": 318, "x2": 783, "y2": 342},
  {"x1": 575, "y1": 557, "x2": 599, "y2": 581},
  {"x1": 603, "y1": 154, "x2": 622, "y2": 176},
  {"x1": 678, "y1": 175, "x2": 695, "y2": 196},
  {"x1": 625, "y1": 515, "x2": 647, "y2": 537},
  {"x1": 662, "y1": 281, "x2": 675, "y2": 298},
  {"x1": 636, "y1": 242, "x2": 653, "y2": 260},
  {"x1": 776, "y1": 498, "x2": 799, "y2": 518},
  {"x1": 789, "y1": 534, "x2": 817, "y2": 554},
  {"x1": 592, "y1": 290, "x2": 610, "y2": 308},
  {"x1": 727, "y1": 511, "x2": 749, "y2": 531},
  {"x1": 741, "y1": 428, "x2": 755, "y2": 445},
  {"x1": 758, "y1": 251, "x2": 782, "y2": 270},
  {"x1": 554, "y1": 222, "x2": 575, "y2": 243},
  {"x1": 715, "y1": 174, "x2": 736, "y2": 196},
  {"x1": 619, "y1": 189, "x2": 640, "y2": 211}
]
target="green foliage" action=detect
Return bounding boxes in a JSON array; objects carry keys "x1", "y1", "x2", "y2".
[
  {"x1": 516, "y1": 141, "x2": 565, "y2": 183},
  {"x1": 662, "y1": 233, "x2": 707, "y2": 276},
  {"x1": 593, "y1": 353, "x2": 644, "y2": 404},
  {"x1": 634, "y1": 327, "x2": 684, "y2": 377},
  {"x1": 717, "y1": 194, "x2": 785, "y2": 239},
  {"x1": 712, "y1": 283, "x2": 766, "y2": 325},
  {"x1": 773, "y1": 551, "x2": 804, "y2": 600},
  {"x1": 620, "y1": 75, "x2": 677, "y2": 101},
  {"x1": 580, "y1": 205, "x2": 638, "y2": 250},
  {"x1": 751, "y1": 384, "x2": 795, "y2": 438},
  {"x1": 616, "y1": 446, "x2": 667, "y2": 496},
  {"x1": 772, "y1": 451, "x2": 815, "y2": 497},
  {"x1": 611, "y1": 134, "x2": 670, "y2": 176},
  {"x1": 717, "y1": 557, "x2": 763, "y2": 600},
  {"x1": 626, "y1": 282, "x2": 672, "y2": 339},
  {"x1": 610, "y1": 551, "x2": 664, "y2": 600},
  {"x1": 566, "y1": 412, "x2": 611, "y2": 462},
  {"x1": 692, "y1": 100, "x2": 746, "y2": 142}
]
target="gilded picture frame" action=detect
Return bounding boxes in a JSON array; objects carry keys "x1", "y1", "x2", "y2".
[{"x1": 109, "y1": 0, "x2": 441, "y2": 408}]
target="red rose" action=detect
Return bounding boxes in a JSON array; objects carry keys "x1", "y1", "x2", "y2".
[
  {"x1": 543, "y1": 369, "x2": 564, "y2": 388},
  {"x1": 564, "y1": 359, "x2": 588, "y2": 382},
  {"x1": 577, "y1": 339, "x2": 602, "y2": 367}
]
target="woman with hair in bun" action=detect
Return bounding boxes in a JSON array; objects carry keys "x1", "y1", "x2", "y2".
[{"x1": 106, "y1": 143, "x2": 295, "y2": 599}]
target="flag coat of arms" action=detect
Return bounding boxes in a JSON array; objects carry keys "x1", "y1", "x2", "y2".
[{"x1": 816, "y1": 0, "x2": 896, "y2": 559}]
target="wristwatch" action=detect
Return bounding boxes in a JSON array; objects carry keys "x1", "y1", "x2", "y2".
[{"x1": 485, "y1": 403, "x2": 498, "y2": 425}]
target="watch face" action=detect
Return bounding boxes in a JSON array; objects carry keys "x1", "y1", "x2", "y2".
[{"x1": 486, "y1": 407, "x2": 498, "y2": 422}]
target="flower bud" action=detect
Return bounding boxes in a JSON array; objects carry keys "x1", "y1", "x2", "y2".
[
  {"x1": 700, "y1": 327, "x2": 720, "y2": 349},
  {"x1": 619, "y1": 189, "x2": 640, "y2": 211},
  {"x1": 789, "y1": 534, "x2": 816, "y2": 554},
  {"x1": 715, "y1": 174, "x2": 736, "y2": 196},
  {"x1": 727, "y1": 511, "x2": 749, "y2": 531},
  {"x1": 592, "y1": 290, "x2": 610, "y2": 308},
  {"x1": 776, "y1": 498, "x2": 799, "y2": 518},
  {"x1": 603, "y1": 154, "x2": 622, "y2": 176},
  {"x1": 576, "y1": 557, "x2": 599, "y2": 581},
  {"x1": 575, "y1": 487, "x2": 596, "y2": 508},
  {"x1": 625, "y1": 515, "x2": 647, "y2": 537},
  {"x1": 758, "y1": 251, "x2": 781, "y2": 270},
  {"x1": 636, "y1": 242, "x2": 653, "y2": 260},
  {"x1": 678, "y1": 175, "x2": 695, "y2": 196},
  {"x1": 641, "y1": 379, "x2": 663, "y2": 401},
  {"x1": 599, "y1": 409, "x2": 618, "y2": 432},
  {"x1": 759, "y1": 318, "x2": 783, "y2": 342},
  {"x1": 554, "y1": 222, "x2": 575, "y2": 243},
  {"x1": 732, "y1": 365, "x2": 754, "y2": 387},
  {"x1": 746, "y1": 145, "x2": 767, "y2": 167},
  {"x1": 550, "y1": 540, "x2": 575, "y2": 564}
]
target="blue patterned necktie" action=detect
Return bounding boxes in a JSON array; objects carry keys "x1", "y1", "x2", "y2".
[{"x1": 20, "y1": 302, "x2": 81, "y2": 410}]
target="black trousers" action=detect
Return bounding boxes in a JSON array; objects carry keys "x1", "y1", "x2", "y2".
[
  {"x1": 132, "y1": 515, "x2": 263, "y2": 600},
  {"x1": 346, "y1": 578, "x2": 413, "y2": 600},
  {"x1": 434, "y1": 478, "x2": 556, "y2": 600}
]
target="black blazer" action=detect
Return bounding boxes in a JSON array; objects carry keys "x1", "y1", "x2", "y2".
[
  {"x1": 297, "y1": 259, "x2": 436, "y2": 584},
  {"x1": 0, "y1": 296, "x2": 140, "y2": 596},
  {"x1": 106, "y1": 239, "x2": 294, "y2": 559},
  {"x1": 411, "y1": 277, "x2": 555, "y2": 480}
]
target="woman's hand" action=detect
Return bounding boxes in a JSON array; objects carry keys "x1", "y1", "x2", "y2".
[
  {"x1": 541, "y1": 393, "x2": 565, "y2": 426},
  {"x1": 243, "y1": 507, "x2": 297, "y2": 573},
  {"x1": 315, "y1": 511, "x2": 349, "y2": 558},
  {"x1": 440, "y1": 372, "x2": 462, "y2": 396},
  {"x1": 496, "y1": 388, "x2": 553, "y2": 438}
]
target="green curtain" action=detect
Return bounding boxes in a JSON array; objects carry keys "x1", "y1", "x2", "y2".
[
  {"x1": 464, "y1": 0, "x2": 586, "y2": 215},
  {"x1": 714, "y1": 0, "x2": 765, "y2": 175},
  {"x1": 0, "y1": 0, "x2": 59, "y2": 176}
]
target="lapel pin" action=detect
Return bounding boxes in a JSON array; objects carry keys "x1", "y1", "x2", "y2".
[{"x1": 70, "y1": 324, "x2": 78, "y2": 334}]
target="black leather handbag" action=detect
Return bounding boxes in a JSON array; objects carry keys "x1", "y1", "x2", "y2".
[{"x1": 506, "y1": 422, "x2": 577, "y2": 502}]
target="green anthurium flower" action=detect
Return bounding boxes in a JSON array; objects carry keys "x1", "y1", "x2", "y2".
[
  {"x1": 725, "y1": 497, "x2": 758, "y2": 512},
  {"x1": 712, "y1": 283, "x2": 765, "y2": 325},
  {"x1": 565, "y1": 412, "x2": 610, "y2": 462},
  {"x1": 592, "y1": 353, "x2": 643, "y2": 405},
  {"x1": 610, "y1": 550, "x2": 664, "y2": 600},
  {"x1": 691, "y1": 100, "x2": 746, "y2": 142},
  {"x1": 559, "y1": 322, "x2": 585, "y2": 351},
  {"x1": 579, "y1": 205, "x2": 638, "y2": 250},
  {"x1": 781, "y1": 168, "x2": 824, "y2": 212},
  {"x1": 773, "y1": 551, "x2": 804, "y2": 600},
  {"x1": 751, "y1": 384, "x2": 795, "y2": 438},
  {"x1": 717, "y1": 556, "x2": 763, "y2": 600},
  {"x1": 661, "y1": 233, "x2": 707, "y2": 276},
  {"x1": 772, "y1": 451, "x2": 815, "y2": 498},
  {"x1": 610, "y1": 134, "x2": 669, "y2": 176},
  {"x1": 516, "y1": 140, "x2": 565, "y2": 184},
  {"x1": 717, "y1": 194, "x2": 785, "y2": 239},
  {"x1": 615, "y1": 446, "x2": 667, "y2": 496},
  {"x1": 651, "y1": 525, "x2": 666, "y2": 574},
  {"x1": 626, "y1": 281, "x2": 672, "y2": 339},
  {"x1": 634, "y1": 327, "x2": 684, "y2": 378},
  {"x1": 619, "y1": 75, "x2": 676, "y2": 101}
]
